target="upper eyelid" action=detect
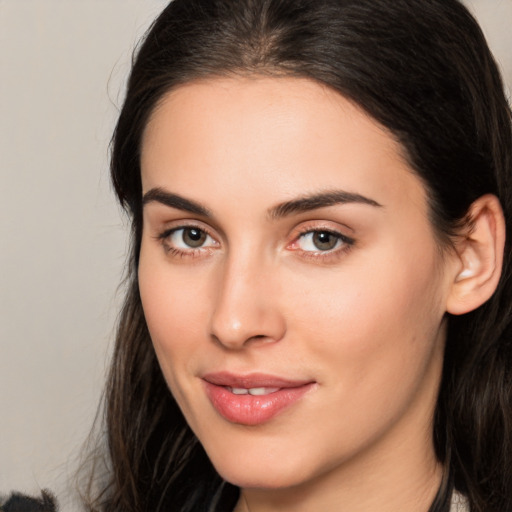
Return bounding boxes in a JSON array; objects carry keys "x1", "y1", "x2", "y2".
[
  {"x1": 148, "y1": 208, "x2": 354, "y2": 231},
  {"x1": 154, "y1": 219, "x2": 355, "y2": 245},
  {"x1": 289, "y1": 214, "x2": 355, "y2": 229},
  {"x1": 150, "y1": 214, "x2": 228, "y2": 242},
  {"x1": 161, "y1": 225, "x2": 217, "y2": 243},
  {"x1": 296, "y1": 226, "x2": 348, "y2": 236},
  {"x1": 293, "y1": 229, "x2": 355, "y2": 248},
  {"x1": 157, "y1": 220, "x2": 216, "y2": 237},
  {"x1": 292, "y1": 221, "x2": 355, "y2": 240}
]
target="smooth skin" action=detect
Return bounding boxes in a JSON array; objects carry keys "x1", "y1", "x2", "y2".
[{"x1": 138, "y1": 77, "x2": 504, "y2": 512}]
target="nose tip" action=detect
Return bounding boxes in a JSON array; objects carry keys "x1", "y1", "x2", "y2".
[
  {"x1": 209, "y1": 265, "x2": 286, "y2": 350},
  {"x1": 211, "y1": 323, "x2": 280, "y2": 350}
]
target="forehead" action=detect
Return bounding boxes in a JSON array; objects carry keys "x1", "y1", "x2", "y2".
[{"x1": 140, "y1": 76, "x2": 425, "y2": 214}]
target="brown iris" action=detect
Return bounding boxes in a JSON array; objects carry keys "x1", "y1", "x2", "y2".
[
  {"x1": 182, "y1": 228, "x2": 207, "y2": 248},
  {"x1": 312, "y1": 231, "x2": 339, "y2": 251}
]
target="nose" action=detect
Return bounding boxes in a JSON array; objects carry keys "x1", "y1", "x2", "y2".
[{"x1": 209, "y1": 253, "x2": 286, "y2": 350}]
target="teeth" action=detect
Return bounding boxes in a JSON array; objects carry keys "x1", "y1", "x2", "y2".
[
  {"x1": 229, "y1": 387, "x2": 280, "y2": 396},
  {"x1": 248, "y1": 387, "x2": 280, "y2": 395},
  {"x1": 231, "y1": 388, "x2": 249, "y2": 395}
]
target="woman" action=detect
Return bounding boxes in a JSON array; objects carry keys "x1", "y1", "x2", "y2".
[{"x1": 82, "y1": 0, "x2": 512, "y2": 511}]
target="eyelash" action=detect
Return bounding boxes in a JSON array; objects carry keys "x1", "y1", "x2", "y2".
[
  {"x1": 156, "y1": 225, "x2": 218, "y2": 259},
  {"x1": 291, "y1": 227, "x2": 355, "y2": 262},
  {"x1": 155, "y1": 224, "x2": 355, "y2": 261}
]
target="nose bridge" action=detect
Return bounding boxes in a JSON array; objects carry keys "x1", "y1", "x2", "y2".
[{"x1": 210, "y1": 244, "x2": 285, "y2": 349}]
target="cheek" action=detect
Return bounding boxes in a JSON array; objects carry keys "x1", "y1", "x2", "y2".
[
  {"x1": 273, "y1": 248, "x2": 447, "y2": 466},
  {"x1": 137, "y1": 246, "x2": 212, "y2": 384},
  {"x1": 284, "y1": 238, "x2": 447, "y2": 392},
  {"x1": 138, "y1": 261, "x2": 217, "y2": 429}
]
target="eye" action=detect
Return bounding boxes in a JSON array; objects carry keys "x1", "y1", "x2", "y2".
[
  {"x1": 164, "y1": 227, "x2": 217, "y2": 250},
  {"x1": 296, "y1": 230, "x2": 351, "y2": 252}
]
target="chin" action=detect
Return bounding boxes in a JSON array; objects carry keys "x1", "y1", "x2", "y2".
[
  {"x1": 220, "y1": 469, "x2": 303, "y2": 490},
  {"x1": 208, "y1": 448, "x2": 320, "y2": 490}
]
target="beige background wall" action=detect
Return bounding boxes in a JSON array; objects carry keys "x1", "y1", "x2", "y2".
[
  {"x1": 1, "y1": 0, "x2": 511, "y2": 508},
  {"x1": 1, "y1": 1, "x2": 167, "y2": 506}
]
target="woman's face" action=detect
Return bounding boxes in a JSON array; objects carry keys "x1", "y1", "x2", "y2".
[{"x1": 139, "y1": 77, "x2": 457, "y2": 491}]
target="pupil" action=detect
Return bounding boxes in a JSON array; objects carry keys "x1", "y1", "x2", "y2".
[
  {"x1": 183, "y1": 228, "x2": 206, "y2": 247},
  {"x1": 313, "y1": 231, "x2": 337, "y2": 251}
]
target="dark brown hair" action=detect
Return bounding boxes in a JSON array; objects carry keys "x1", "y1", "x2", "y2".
[{"x1": 85, "y1": 1, "x2": 512, "y2": 511}]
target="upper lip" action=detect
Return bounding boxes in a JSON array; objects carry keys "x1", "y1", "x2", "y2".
[{"x1": 202, "y1": 371, "x2": 314, "y2": 389}]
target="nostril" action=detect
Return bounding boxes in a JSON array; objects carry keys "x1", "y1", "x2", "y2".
[
  {"x1": 211, "y1": 332, "x2": 280, "y2": 350},
  {"x1": 244, "y1": 334, "x2": 279, "y2": 346}
]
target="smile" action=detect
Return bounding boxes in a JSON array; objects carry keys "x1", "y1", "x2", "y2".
[
  {"x1": 202, "y1": 372, "x2": 316, "y2": 426},
  {"x1": 229, "y1": 387, "x2": 280, "y2": 395}
]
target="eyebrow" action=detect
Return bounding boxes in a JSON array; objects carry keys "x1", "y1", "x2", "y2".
[
  {"x1": 268, "y1": 190, "x2": 382, "y2": 219},
  {"x1": 142, "y1": 187, "x2": 382, "y2": 219},
  {"x1": 142, "y1": 188, "x2": 212, "y2": 217}
]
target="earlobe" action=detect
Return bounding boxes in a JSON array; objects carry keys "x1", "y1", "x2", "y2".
[{"x1": 446, "y1": 194, "x2": 506, "y2": 316}]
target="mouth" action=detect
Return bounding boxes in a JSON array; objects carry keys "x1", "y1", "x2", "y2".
[
  {"x1": 202, "y1": 372, "x2": 316, "y2": 426},
  {"x1": 226, "y1": 386, "x2": 281, "y2": 396}
]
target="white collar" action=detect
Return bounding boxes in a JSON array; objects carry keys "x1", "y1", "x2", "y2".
[{"x1": 450, "y1": 491, "x2": 469, "y2": 512}]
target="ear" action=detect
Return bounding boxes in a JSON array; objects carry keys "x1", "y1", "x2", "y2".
[{"x1": 446, "y1": 194, "x2": 506, "y2": 315}]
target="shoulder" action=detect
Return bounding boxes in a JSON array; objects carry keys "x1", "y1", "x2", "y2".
[{"x1": 0, "y1": 490, "x2": 58, "y2": 512}]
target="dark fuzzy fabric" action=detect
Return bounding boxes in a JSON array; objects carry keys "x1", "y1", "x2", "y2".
[{"x1": 0, "y1": 491, "x2": 57, "y2": 512}]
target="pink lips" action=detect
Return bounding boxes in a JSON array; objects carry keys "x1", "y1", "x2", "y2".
[{"x1": 202, "y1": 372, "x2": 315, "y2": 426}]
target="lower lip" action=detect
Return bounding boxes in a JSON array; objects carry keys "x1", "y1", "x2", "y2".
[{"x1": 203, "y1": 381, "x2": 314, "y2": 426}]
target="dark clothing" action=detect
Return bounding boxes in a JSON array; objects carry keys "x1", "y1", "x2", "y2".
[{"x1": 0, "y1": 491, "x2": 57, "y2": 512}]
